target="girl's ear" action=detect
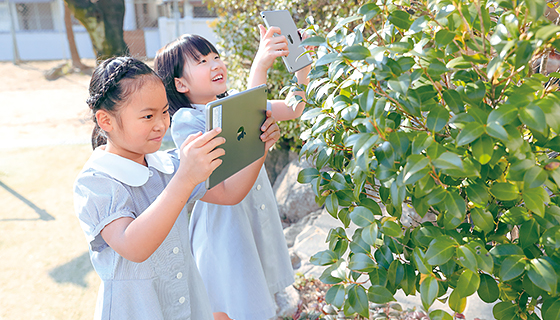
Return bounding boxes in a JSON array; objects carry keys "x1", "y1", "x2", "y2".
[
  {"x1": 174, "y1": 77, "x2": 190, "y2": 94},
  {"x1": 96, "y1": 110, "x2": 114, "y2": 133}
]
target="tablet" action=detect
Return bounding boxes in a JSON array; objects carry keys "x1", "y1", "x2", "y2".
[
  {"x1": 205, "y1": 84, "x2": 268, "y2": 189},
  {"x1": 261, "y1": 10, "x2": 313, "y2": 73}
]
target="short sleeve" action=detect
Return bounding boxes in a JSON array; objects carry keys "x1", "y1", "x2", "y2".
[
  {"x1": 171, "y1": 108, "x2": 206, "y2": 148},
  {"x1": 73, "y1": 172, "x2": 136, "y2": 252},
  {"x1": 267, "y1": 100, "x2": 272, "y2": 112}
]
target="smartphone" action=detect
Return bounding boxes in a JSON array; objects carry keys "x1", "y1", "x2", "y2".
[{"x1": 260, "y1": 10, "x2": 313, "y2": 73}]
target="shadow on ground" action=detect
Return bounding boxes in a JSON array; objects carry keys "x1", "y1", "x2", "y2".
[
  {"x1": 49, "y1": 251, "x2": 94, "y2": 288},
  {"x1": 0, "y1": 180, "x2": 55, "y2": 221}
]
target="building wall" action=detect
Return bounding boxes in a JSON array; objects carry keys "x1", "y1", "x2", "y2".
[{"x1": 0, "y1": 0, "x2": 217, "y2": 61}]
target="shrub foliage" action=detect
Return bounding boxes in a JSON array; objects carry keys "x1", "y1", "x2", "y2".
[{"x1": 293, "y1": 0, "x2": 560, "y2": 319}]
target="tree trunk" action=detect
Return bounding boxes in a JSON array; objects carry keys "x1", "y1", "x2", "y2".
[
  {"x1": 63, "y1": 2, "x2": 88, "y2": 70},
  {"x1": 64, "y1": 0, "x2": 128, "y2": 61}
]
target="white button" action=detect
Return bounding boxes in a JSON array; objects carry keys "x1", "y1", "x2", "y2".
[
  {"x1": 179, "y1": 296, "x2": 185, "y2": 304},
  {"x1": 149, "y1": 170, "x2": 154, "y2": 177},
  {"x1": 261, "y1": 204, "x2": 266, "y2": 210},
  {"x1": 173, "y1": 247, "x2": 179, "y2": 254},
  {"x1": 256, "y1": 184, "x2": 262, "y2": 191},
  {"x1": 176, "y1": 272, "x2": 183, "y2": 279}
]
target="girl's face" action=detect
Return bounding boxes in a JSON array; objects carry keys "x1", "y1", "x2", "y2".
[
  {"x1": 103, "y1": 79, "x2": 170, "y2": 165},
  {"x1": 178, "y1": 52, "x2": 228, "y2": 104}
]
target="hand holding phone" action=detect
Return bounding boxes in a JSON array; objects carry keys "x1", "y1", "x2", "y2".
[{"x1": 260, "y1": 10, "x2": 313, "y2": 73}]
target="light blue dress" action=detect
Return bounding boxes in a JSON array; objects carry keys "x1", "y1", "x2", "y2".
[
  {"x1": 171, "y1": 104, "x2": 294, "y2": 320},
  {"x1": 73, "y1": 148, "x2": 214, "y2": 320}
]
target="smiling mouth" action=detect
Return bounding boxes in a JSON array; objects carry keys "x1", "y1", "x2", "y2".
[{"x1": 212, "y1": 75, "x2": 223, "y2": 82}]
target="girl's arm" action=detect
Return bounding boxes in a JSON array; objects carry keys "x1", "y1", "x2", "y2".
[
  {"x1": 100, "y1": 130, "x2": 225, "y2": 263},
  {"x1": 248, "y1": 24, "x2": 313, "y2": 122},
  {"x1": 200, "y1": 110, "x2": 280, "y2": 205}
]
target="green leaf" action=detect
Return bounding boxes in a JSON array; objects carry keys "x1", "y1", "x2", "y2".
[
  {"x1": 342, "y1": 45, "x2": 370, "y2": 61},
  {"x1": 493, "y1": 301, "x2": 517, "y2": 319},
  {"x1": 442, "y1": 89, "x2": 464, "y2": 114},
  {"x1": 420, "y1": 275, "x2": 439, "y2": 309},
  {"x1": 456, "y1": 122, "x2": 485, "y2": 146},
  {"x1": 316, "y1": 53, "x2": 341, "y2": 66},
  {"x1": 388, "y1": 10, "x2": 412, "y2": 29},
  {"x1": 463, "y1": 80, "x2": 486, "y2": 106},
  {"x1": 519, "y1": 103, "x2": 547, "y2": 134},
  {"x1": 325, "y1": 193, "x2": 339, "y2": 218},
  {"x1": 361, "y1": 223, "x2": 378, "y2": 246},
  {"x1": 447, "y1": 56, "x2": 472, "y2": 69},
  {"x1": 413, "y1": 247, "x2": 431, "y2": 274},
  {"x1": 297, "y1": 168, "x2": 320, "y2": 183},
  {"x1": 448, "y1": 289, "x2": 467, "y2": 313},
  {"x1": 467, "y1": 183, "x2": 489, "y2": 206},
  {"x1": 478, "y1": 273, "x2": 499, "y2": 303},
  {"x1": 310, "y1": 250, "x2": 339, "y2": 266},
  {"x1": 472, "y1": 135, "x2": 493, "y2": 164},
  {"x1": 527, "y1": 258, "x2": 557, "y2": 294},
  {"x1": 432, "y1": 152, "x2": 464, "y2": 172},
  {"x1": 412, "y1": 132, "x2": 433, "y2": 154},
  {"x1": 490, "y1": 182, "x2": 519, "y2": 201},
  {"x1": 499, "y1": 255, "x2": 526, "y2": 281},
  {"x1": 368, "y1": 285, "x2": 396, "y2": 304},
  {"x1": 443, "y1": 190, "x2": 467, "y2": 230},
  {"x1": 429, "y1": 310, "x2": 453, "y2": 320},
  {"x1": 348, "y1": 253, "x2": 377, "y2": 273},
  {"x1": 467, "y1": 242, "x2": 494, "y2": 273},
  {"x1": 300, "y1": 36, "x2": 325, "y2": 47},
  {"x1": 515, "y1": 40, "x2": 534, "y2": 69},
  {"x1": 456, "y1": 269, "x2": 480, "y2": 298},
  {"x1": 349, "y1": 206, "x2": 376, "y2": 227},
  {"x1": 486, "y1": 121, "x2": 509, "y2": 141},
  {"x1": 381, "y1": 220, "x2": 403, "y2": 238},
  {"x1": 527, "y1": 0, "x2": 546, "y2": 22},
  {"x1": 523, "y1": 166, "x2": 547, "y2": 189},
  {"x1": 347, "y1": 284, "x2": 369, "y2": 318},
  {"x1": 426, "y1": 106, "x2": 449, "y2": 132},
  {"x1": 543, "y1": 297, "x2": 560, "y2": 320},
  {"x1": 427, "y1": 60, "x2": 449, "y2": 77},
  {"x1": 435, "y1": 29, "x2": 455, "y2": 47},
  {"x1": 470, "y1": 207, "x2": 494, "y2": 233},
  {"x1": 523, "y1": 187, "x2": 549, "y2": 217},
  {"x1": 325, "y1": 284, "x2": 346, "y2": 308},
  {"x1": 403, "y1": 154, "x2": 430, "y2": 185},
  {"x1": 456, "y1": 245, "x2": 478, "y2": 272},
  {"x1": 425, "y1": 236, "x2": 458, "y2": 265},
  {"x1": 488, "y1": 104, "x2": 518, "y2": 126}
]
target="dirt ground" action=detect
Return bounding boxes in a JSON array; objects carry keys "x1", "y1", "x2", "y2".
[{"x1": 0, "y1": 60, "x2": 102, "y2": 319}]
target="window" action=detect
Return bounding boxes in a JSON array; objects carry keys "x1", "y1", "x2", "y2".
[
  {"x1": 193, "y1": 4, "x2": 216, "y2": 18},
  {"x1": 16, "y1": 2, "x2": 54, "y2": 31}
]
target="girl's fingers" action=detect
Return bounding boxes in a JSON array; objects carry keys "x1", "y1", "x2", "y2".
[
  {"x1": 190, "y1": 128, "x2": 222, "y2": 148},
  {"x1": 258, "y1": 24, "x2": 267, "y2": 40},
  {"x1": 180, "y1": 131, "x2": 202, "y2": 149},
  {"x1": 265, "y1": 26, "x2": 282, "y2": 39}
]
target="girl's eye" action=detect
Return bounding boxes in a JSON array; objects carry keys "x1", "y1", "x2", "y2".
[
  {"x1": 144, "y1": 115, "x2": 153, "y2": 119},
  {"x1": 199, "y1": 59, "x2": 206, "y2": 64},
  {"x1": 163, "y1": 109, "x2": 169, "y2": 115}
]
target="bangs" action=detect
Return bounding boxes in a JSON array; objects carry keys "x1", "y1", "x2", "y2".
[{"x1": 179, "y1": 34, "x2": 219, "y2": 62}]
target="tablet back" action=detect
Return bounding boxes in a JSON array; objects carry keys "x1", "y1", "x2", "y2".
[
  {"x1": 261, "y1": 10, "x2": 313, "y2": 73},
  {"x1": 205, "y1": 85, "x2": 267, "y2": 189}
]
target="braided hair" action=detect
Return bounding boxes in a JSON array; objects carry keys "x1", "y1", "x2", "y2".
[{"x1": 87, "y1": 57, "x2": 161, "y2": 149}]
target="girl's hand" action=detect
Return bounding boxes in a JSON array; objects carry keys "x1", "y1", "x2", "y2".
[
  {"x1": 260, "y1": 110, "x2": 281, "y2": 150},
  {"x1": 254, "y1": 25, "x2": 289, "y2": 72},
  {"x1": 177, "y1": 128, "x2": 225, "y2": 186}
]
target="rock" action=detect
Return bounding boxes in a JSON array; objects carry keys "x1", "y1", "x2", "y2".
[
  {"x1": 283, "y1": 209, "x2": 322, "y2": 247},
  {"x1": 274, "y1": 285, "x2": 300, "y2": 319},
  {"x1": 273, "y1": 157, "x2": 321, "y2": 226},
  {"x1": 290, "y1": 251, "x2": 301, "y2": 270},
  {"x1": 264, "y1": 147, "x2": 298, "y2": 186}
]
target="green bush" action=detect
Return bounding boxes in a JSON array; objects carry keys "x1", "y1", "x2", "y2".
[
  {"x1": 206, "y1": 0, "x2": 361, "y2": 151},
  {"x1": 293, "y1": 0, "x2": 560, "y2": 319}
]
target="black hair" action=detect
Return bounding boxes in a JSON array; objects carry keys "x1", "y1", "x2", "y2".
[
  {"x1": 86, "y1": 56, "x2": 161, "y2": 149},
  {"x1": 154, "y1": 34, "x2": 220, "y2": 116}
]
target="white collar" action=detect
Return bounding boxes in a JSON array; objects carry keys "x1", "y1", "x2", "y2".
[
  {"x1": 192, "y1": 104, "x2": 206, "y2": 112},
  {"x1": 86, "y1": 147, "x2": 175, "y2": 187}
]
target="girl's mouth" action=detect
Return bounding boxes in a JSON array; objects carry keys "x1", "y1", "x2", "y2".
[{"x1": 212, "y1": 75, "x2": 224, "y2": 82}]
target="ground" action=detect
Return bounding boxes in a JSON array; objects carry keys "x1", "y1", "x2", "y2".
[{"x1": 0, "y1": 60, "x2": 100, "y2": 319}]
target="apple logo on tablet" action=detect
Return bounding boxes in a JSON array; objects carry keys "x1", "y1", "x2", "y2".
[{"x1": 237, "y1": 126, "x2": 246, "y2": 141}]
